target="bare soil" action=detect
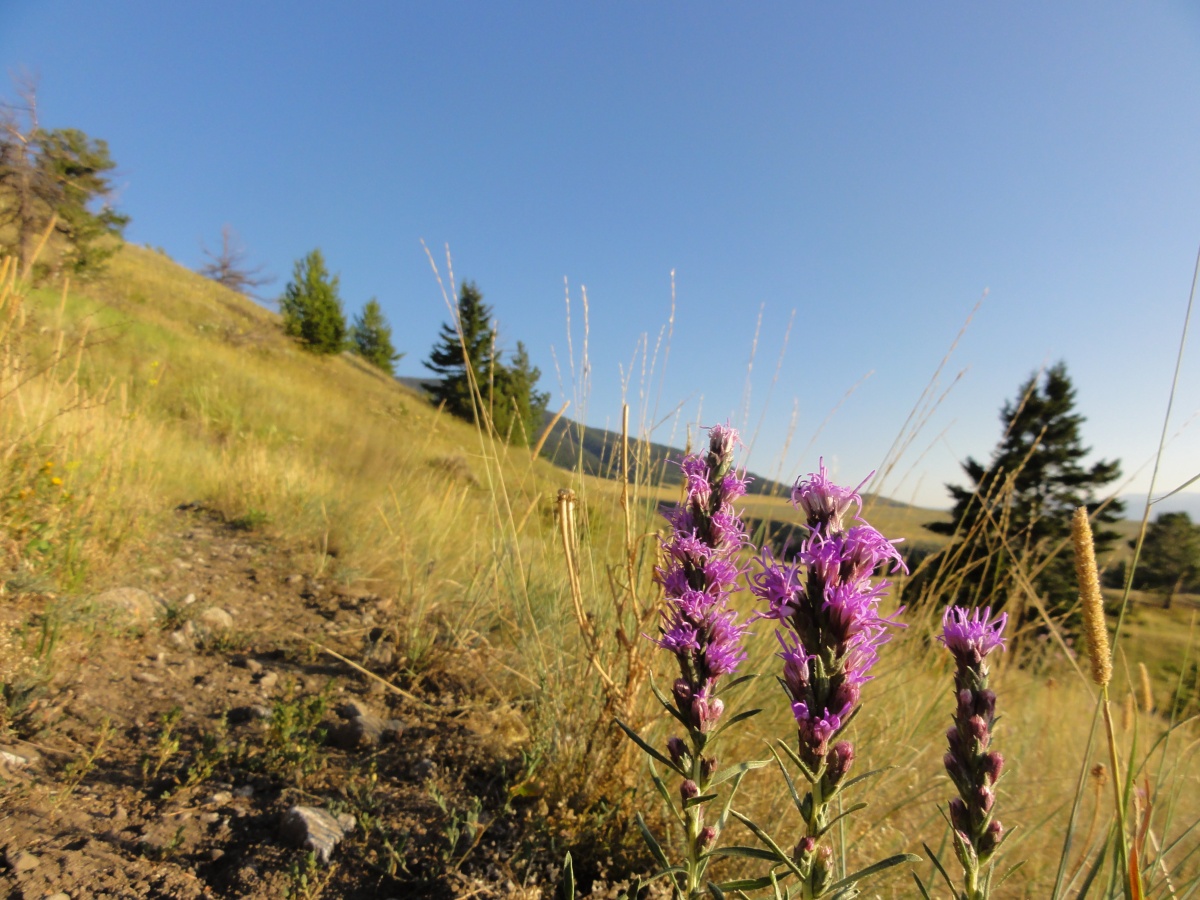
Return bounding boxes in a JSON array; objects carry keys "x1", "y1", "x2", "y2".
[{"x1": 0, "y1": 507, "x2": 629, "y2": 899}]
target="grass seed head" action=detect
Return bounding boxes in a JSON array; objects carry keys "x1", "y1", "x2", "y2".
[{"x1": 1071, "y1": 507, "x2": 1111, "y2": 688}]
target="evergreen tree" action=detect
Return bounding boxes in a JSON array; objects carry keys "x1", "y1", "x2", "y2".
[
  {"x1": 921, "y1": 362, "x2": 1123, "y2": 623},
  {"x1": 424, "y1": 280, "x2": 498, "y2": 422},
  {"x1": 350, "y1": 298, "x2": 402, "y2": 375},
  {"x1": 1133, "y1": 512, "x2": 1200, "y2": 609},
  {"x1": 279, "y1": 249, "x2": 347, "y2": 354},
  {"x1": 0, "y1": 81, "x2": 127, "y2": 279},
  {"x1": 493, "y1": 341, "x2": 550, "y2": 447}
]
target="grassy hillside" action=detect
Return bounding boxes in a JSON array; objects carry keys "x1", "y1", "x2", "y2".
[{"x1": 2, "y1": 244, "x2": 1198, "y2": 897}]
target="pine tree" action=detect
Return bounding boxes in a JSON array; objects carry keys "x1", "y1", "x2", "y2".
[
  {"x1": 279, "y1": 249, "x2": 347, "y2": 354},
  {"x1": 921, "y1": 362, "x2": 1123, "y2": 623},
  {"x1": 350, "y1": 298, "x2": 402, "y2": 375},
  {"x1": 1133, "y1": 512, "x2": 1200, "y2": 609},
  {"x1": 493, "y1": 341, "x2": 550, "y2": 447},
  {"x1": 424, "y1": 280, "x2": 498, "y2": 422},
  {"x1": 0, "y1": 80, "x2": 127, "y2": 279}
]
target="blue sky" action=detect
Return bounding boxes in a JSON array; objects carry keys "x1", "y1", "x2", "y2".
[{"x1": 4, "y1": 1, "x2": 1199, "y2": 510}]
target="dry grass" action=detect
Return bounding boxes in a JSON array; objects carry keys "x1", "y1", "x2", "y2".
[{"x1": 1, "y1": 243, "x2": 1198, "y2": 896}]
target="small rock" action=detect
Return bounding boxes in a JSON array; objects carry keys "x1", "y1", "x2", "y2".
[
  {"x1": 233, "y1": 784, "x2": 254, "y2": 798},
  {"x1": 414, "y1": 758, "x2": 437, "y2": 780},
  {"x1": 7, "y1": 849, "x2": 40, "y2": 872},
  {"x1": 0, "y1": 747, "x2": 31, "y2": 769},
  {"x1": 329, "y1": 714, "x2": 403, "y2": 750},
  {"x1": 197, "y1": 607, "x2": 234, "y2": 632},
  {"x1": 227, "y1": 705, "x2": 271, "y2": 724},
  {"x1": 255, "y1": 671, "x2": 278, "y2": 691},
  {"x1": 364, "y1": 642, "x2": 396, "y2": 667},
  {"x1": 93, "y1": 587, "x2": 163, "y2": 624},
  {"x1": 132, "y1": 672, "x2": 160, "y2": 685},
  {"x1": 209, "y1": 848, "x2": 225, "y2": 861},
  {"x1": 286, "y1": 574, "x2": 304, "y2": 585},
  {"x1": 232, "y1": 656, "x2": 263, "y2": 674},
  {"x1": 168, "y1": 629, "x2": 193, "y2": 650},
  {"x1": 200, "y1": 812, "x2": 221, "y2": 825},
  {"x1": 208, "y1": 790, "x2": 233, "y2": 805},
  {"x1": 279, "y1": 806, "x2": 350, "y2": 864},
  {"x1": 183, "y1": 592, "x2": 197, "y2": 605}
]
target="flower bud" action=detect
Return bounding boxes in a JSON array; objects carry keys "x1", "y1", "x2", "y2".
[
  {"x1": 949, "y1": 798, "x2": 970, "y2": 835},
  {"x1": 673, "y1": 678, "x2": 693, "y2": 709},
  {"x1": 975, "y1": 784, "x2": 995, "y2": 814},
  {"x1": 697, "y1": 825, "x2": 718, "y2": 852},
  {"x1": 967, "y1": 714, "x2": 990, "y2": 746},
  {"x1": 813, "y1": 845, "x2": 834, "y2": 894},
  {"x1": 982, "y1": 751, "x2": 1004, "y2": 784},
  {"x1": 974, "y1": 689, "x2": 996, "y2": 721},
  {"x1": 667, "y1": 737, "x2": 690, "y2": 767},
  {"x1": 692, "y1": 695, "x2": 725, "y2": 733},
  {"x1": 680, "y1": 779, "x2": 700, "y2": 803},
  {"x1": 979, "y1": 818, "x2": 1003, "y2": 858},
  {"x1": 825, "y1": 741, "x2": 854, "y2": 786},
  {"x1": 700, "y1": 755, "x2": 718, "y2": 780},
  {"x1": 943, "y1": 751, "x2": 967, "y2": 786},
  {"x1": 793, "y1": 835, "x2": 817, "y2": 861}
]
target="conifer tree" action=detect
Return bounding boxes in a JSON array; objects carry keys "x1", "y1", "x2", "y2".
[
  {"x1": 350, "y1": 298, "x2": 402, "y2": 375},
  {"x1": 1132, "y1": 512, "x2": 1200, "y2": 609},
  {"x1": 424, "y1": 280, "x2": 498, "y2": 422},
  {"x1": 493, "y1": 341, "x2": 549, "y2": 446},
  {"x1": 922, "y1": 362, "x2": 1123, "y2": 623},
  {"x1": 279, "y1": 249, "x2": 347, "y2": 354}
]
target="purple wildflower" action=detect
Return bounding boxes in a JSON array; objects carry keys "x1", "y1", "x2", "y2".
[
  {"x1": 651, "y1": 423, "x2": 751, "y2": 732},
  {"x1": 940, "y1": 605, "x2": 1007, "y2": 881},
  {"x1": 750, "y1": 464, "x2": 908, "y2": 892}
]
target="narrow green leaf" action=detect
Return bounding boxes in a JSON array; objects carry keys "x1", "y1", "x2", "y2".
[
  {"x1": 767, "y1": 743, "x2": 805, "y2": 814},
  {"x1": 719, "y1": 673, "x2": 759, "y2": 693},
  {"x1": 729, "y1": 809, "x2": 806, "y2": 881},
  {"x1": 1076, "y1": 839, "x2": 1109, "y2": 899},
  {"x1": 561, "y1": 851, "x2": 575, "y2": 900},
  {"x1": 616, "y1": 718, "x2": 678, "y2": 772},
  {"x1": 710, "y1": 846, "x2": 781, "y2": 862},
  {"x1": 716, "y1": 771, "x2": 746, "y2": 833},
  {"x1": 649, "y1": 765, "x2": 685, "y2": 826},
  {"x1": 839, "y1": 765, "x2": 895, "y2": 793},
  {"x1": 636, "y1": 812, "x2": 672, "y2": 870},
  {"x1": 716, "y1": 875, "x2": 789, "y2": 892},
  {"x1": 707, "y1": 882, "x2": 727, "y2": 900},
  {"x1": 911, "y1": 872, "x2": 933, "y2": 900},
  {"x1": 774, "y1": 738, "x2": 818, "y2": 783},
  {"x1": 922, "y1": 842, "x2": 958, "y2": 895},
  {"x1": 824, "y1": 853, "x2": 921, "y2": 896},
  {"x1": 714, "y1": 707, "x2": 763, "y2": 736},
  {"x1": 710, "y1": 758, "x2": 770, "y2": 787},
  {"x1": 684, "y1": 792, "x2": 720, "y2": 809},
  {"x1": 816, "y1": 801, "x2": 867, "y2": 838},
  {"x1": 649, "y1": 680, "x2": 690, "y2": 725}
]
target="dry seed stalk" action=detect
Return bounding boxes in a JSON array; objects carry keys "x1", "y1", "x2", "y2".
[{"x1": 1071, "y1": 506, "x2": 1112, "y2": 687}]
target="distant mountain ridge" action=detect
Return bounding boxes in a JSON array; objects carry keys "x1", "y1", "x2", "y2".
[{"x1": 397, "y1": 376, "x2": 916, "y2": 509}]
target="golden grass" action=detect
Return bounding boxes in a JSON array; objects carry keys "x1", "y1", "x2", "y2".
[{"x1": 2, "y1": 243, "x2": 1198, "y2": 896}]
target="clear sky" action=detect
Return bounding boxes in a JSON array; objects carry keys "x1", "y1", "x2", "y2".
[{"x1": 4, "y1": 1, "x2": 1199, "y2": 511}]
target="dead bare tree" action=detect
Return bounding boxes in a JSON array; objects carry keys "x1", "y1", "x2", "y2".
[{"x1": 198, "y1": 224, "x2": 274, "y2": 297}]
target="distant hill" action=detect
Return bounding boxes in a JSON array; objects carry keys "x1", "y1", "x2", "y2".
[
  {"x1": 1120, "y1": 491, "x2": 1200, "y2": 522},
  {"x1": 397, "y1": 376, "x2": 918, "y2": 510}
]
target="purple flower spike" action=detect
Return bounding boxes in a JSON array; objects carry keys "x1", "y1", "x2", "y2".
[
  {"x1": 939, "y1": 606, "x2": 1008, "y2": 662},
  {"x1": 791, "y1": 459, "x2": 868, "y2": 534},
  {"x1": 650, "y1": 423, "x2": 751, "y2": 734},
  {"x1": 940, "y1": 604, "x2": 1007, "y2": 881}
]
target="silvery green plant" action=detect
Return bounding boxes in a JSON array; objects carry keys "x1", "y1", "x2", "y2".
[
  {"x1": 724, "y1": 463, "x2": 918, "y2": 898},
  {"x1": 618, "y1": 423, "x2": 768, "y2": 898},
  {"x1": 915, "y1": 606, "x2": 1009, "y2": 900}
]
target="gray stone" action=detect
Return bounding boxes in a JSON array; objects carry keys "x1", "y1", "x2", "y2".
[
  {"x1": 279, "y1": 806, "x2": 353, "y2": 864},
  {"x1": 197, "y1": 607, "x2": 234, "y2": 632},
  {"x1": 168, "y1": 629, "x2": 193, "y2": 650},
  {"x1": 93, "y1": 587, "x2": 163, "y2": 624},
  {"x1": 329, "y1": 714, "x2": 403, "y2": 750}
]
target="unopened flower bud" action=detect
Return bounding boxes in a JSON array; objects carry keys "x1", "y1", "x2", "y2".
[
  {"x1": 667, "y1": 737, "x2": 690, "y2": 766},
  {"x1": 700, "y1": 755, "x2": 718, "y2": 779},
  {"x1": 673, "y1": 679, "x2": 693, "y2": 709},
  {"x1": 692, "y1": 695, "x2": 725, "y2": 733},
  {"x1": 982, "y1": 751, "x2": 1004, "y2": 784},
  {"x1": 680, "y1": 779, "x2": 700, "y2": 803},
  {"x1": 974, "y1": 689, "x2": 996, "y2": 720},
  {"x1": 944, "y1": 751, "x2": 967, "y2": 785},
  {"x1": 825, "y1": 741, "x2": 854, "y2": 786},
  {"x1": 979, "y1": 819, "x2": 1003, "y2": 857},
  {"x1": 949, "y1": 798, "x2": 970, "y2": 834},
  {"x1": 967, "y1": 714, "x2": 990, "y2": 746},
  {"x1": 975, "y1": 784, "x2": 995, "y2": 814},
  {"x1": 813, "y1": 845, "x2": 834, "y2": 894},
  {"x1": 793, "y1": 835, "x2": 817, "y2": 861},
  {"x1": 697, "y1": 825, "x2": 718, "y2": 852}
]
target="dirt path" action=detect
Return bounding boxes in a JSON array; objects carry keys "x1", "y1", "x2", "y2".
[{"x1": 0, "y1": 507, "x2": 594, "y2": 899}]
